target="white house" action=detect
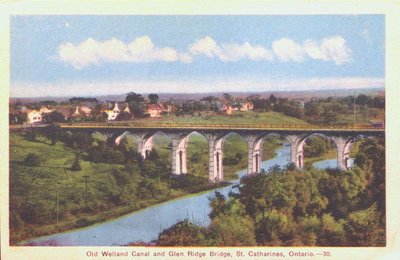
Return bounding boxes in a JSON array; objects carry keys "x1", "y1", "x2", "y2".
[
  {"x1": 27, "y1": 106, "x2": 54, "y2": 124},
  {"x1": 27, "y1": 110, "x2": 42, "y2": 124},
  {"x1": 103, "y1": 103, "x2": 121, "y2": 121}
]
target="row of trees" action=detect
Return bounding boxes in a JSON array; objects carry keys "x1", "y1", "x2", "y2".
[
  {"x1": 154, "y1": 137, "x2": 385, "y2": 246},
  {"x1": 246, "y1": 94, "x2": 385, "y2": 124}
]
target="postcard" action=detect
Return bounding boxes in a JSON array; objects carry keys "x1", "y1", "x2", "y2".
[{"x1": 1, "y1": 1, "x2": 400, "y2": 259}]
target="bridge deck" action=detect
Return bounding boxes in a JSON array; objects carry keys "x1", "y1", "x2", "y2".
[{"x1": 59, "y1": 122, "x2": 385, "y2": 132}]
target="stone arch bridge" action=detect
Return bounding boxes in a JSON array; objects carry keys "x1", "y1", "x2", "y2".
[{"x1": 60, "y1": 123, "x2": 384, "y2": 182}]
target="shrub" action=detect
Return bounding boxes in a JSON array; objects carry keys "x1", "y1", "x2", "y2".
[
  {"x1": 71, "y1": 159, "x2": 81, "y2": 171},
  {"x1": 24, "y1": 153, "x2": 41, "y2": 167}
]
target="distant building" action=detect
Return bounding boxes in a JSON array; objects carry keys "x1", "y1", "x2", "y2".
[
  {"x1": 101, "y1": 102, "x2": 132, "y2": 121},
  {"x1": 147, "y1": 104, "x2": 166, "y2": 117},
  {"x1": 72, "y1": 105, "x2": 92, "y2": 117},
  {"x1": 27, "y1": 110, "x2": 42, "y2": 124},
  {"x1": 103, "y1": 103, "x2": 121, "y2": 121},
  {"x1": 231, "y1": 101, "x2": 254, "y2": 111},
  {"x1": 27, "y1": 106, "x2": 54, "y2": 123},
  {"x1": 221, "y1": 104, "x2": 233, "y2": 115}
]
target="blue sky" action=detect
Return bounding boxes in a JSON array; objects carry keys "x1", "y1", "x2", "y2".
[{"x1": 11, "y1": 15, "x2": 384, "y2": 97}]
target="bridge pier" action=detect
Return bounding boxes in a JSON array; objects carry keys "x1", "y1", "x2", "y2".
[
  {"x1": 287, "y1": 134, "x2": 305, "y2": 168},
  {"x1": 245, "y1": 134, "x2": 264, "y2": 174},
  {"x1": 331, "y1": 136, "x2": 354, "y2": 170},
  {"x1": 171, "y1": 134, "x2": 189, "y2": 176},
  {"x1": 205, "y1": 133, "x2": 224, "y2": 182},
  {"x1": 138, "y1": 135, "x2": 153, "y2": 159}
]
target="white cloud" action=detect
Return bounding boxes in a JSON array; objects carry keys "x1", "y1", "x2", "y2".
[
  {"x1": 58, "y1": 36, "x2": 192, "y2": 69},
  {"x1": 58, "y1": 35, "x2": 352, "y2": 68},
  {"x1": 189, "y1": 36, "x2": 274, "y2": 62},
  {"x1": 190, "y1": 36, "x2": 351, "y2": 65},
  {"x1": 272, "y1": 38, "x2": 304, "y2": 62},
  {"x1": 12, "y1": 77, "x2": 384, "y2": 97},
  {"x1": 319, "y1": 36, "x2": 352, "y2": 65},
  {"x1": 189, "y1": 36, "x2": 218, "y2": 57},
  {"x1": 273, "y1": 36, "x2": 352, "y2": 65}
]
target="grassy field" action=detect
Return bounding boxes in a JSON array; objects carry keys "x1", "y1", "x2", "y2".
[
  {"x1": 131, "y1": 110, "x2": 310, "y2": 125},
  {"x1": 330, "y1": 107, "x2": 385, "y2": 125}
]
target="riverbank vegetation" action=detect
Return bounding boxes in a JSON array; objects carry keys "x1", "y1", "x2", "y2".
[
  {"x1": 153, "y1": 137, "x2": 385, "y2": 246},
  {"x1": 9, "y1": 129, "x2": 282, "y2": 245}
]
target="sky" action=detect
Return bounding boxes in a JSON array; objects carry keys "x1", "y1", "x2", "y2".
[{"x1": 10, "y1": 15, "x2": 384, "y2": 97}]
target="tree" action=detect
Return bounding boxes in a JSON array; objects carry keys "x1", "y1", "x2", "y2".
[
  {"x1": 344, "y1": 203, "x2": 385, "y2": 246},
  {"x1": 115, "y1": 111, "x2": 133, "y2": 121},
  {"x1": 42, "y1": 124, "x2": 61, "y2": 145},
  {"x1": 24, "y1": 153, "x2": 41, "y2": 167},
  {"x1": 304, "y1": 100, "x2": 324, "y2": 124},
  {"x1": 200, "y1": 96, "x2": 219, "y2": 102},
  {"x1": 128, "y1": 102, "x2": 146, "y2": 118},
  {"x1": 210, "y1": 199, "x2": 257, "y2": 246},
  {"x1": 9, "y1": 112, "x2": 27, "y2": 125},
  {"x1": 269, "y1": 94, "x2": 277, "y2": 104},
  {"x1": 148, "y1": 93, "x2": 159, "y2": 104},
  {"x1": 42, "y1": 111, "x2": 65, "y2": 123},
  {"x1": 157, "y1": 219, "x2": 209, "y2": 246},
  {"x1": 125, "y1": 92, "x2": 144, "y2": 103},
  {"x1": 355, "y1": 94, "x2": 370, "y2": 106},
  {"x1": 69, "y1": 97, "x2": 98, "y2": 103},
  {"x1": 222, "y1": 93, "x2": 233, "y2": 103},
  {"x1": 373, "y1": 96, "x2": 385, "y2": 109},
  {"x1": 65, "y1": 132, "x2": 93, "y2": 171}
]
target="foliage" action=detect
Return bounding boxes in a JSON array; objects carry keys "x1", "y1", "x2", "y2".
[
  {"x1": 344, "y1": 203, "x2": 385, "y2": 246},
  {"x1": 303, "y1": 136, "x2": 333, "y2": 157},
  {"x1": 71, "y1": 158, "x2": 82, "y2": 171},
  {"x1": 115, "y1": 111, "x2": 133, "y2": 121},
  {"x1": 154, "y1": 136, "x2": 385, "y2": 246},
  {"x1": 42, "y1": 111, "x2": 65, "y2": 123},
  {"x1": 41, "y1": 124, "x2": 62, "y2": 145},
  {"x1": 157, "y1": 219, "x2": 209, "y2": 246},
  {"x1": 24, "y1": 153, "x2": 41, "y2": 167},
  {"x1": 209, "y1": 198, "x2": 257, "y2": 246},
  {"x1": 9, "y1": 112, "x2": 27, "y2": 124},
  {"x1": 69, "y1": 97, "x2": 98, "y2": 103},
  {"x1": 125, "y1": 92, "x2": 144, "y2": 103},
  {"x1": 148, "y1": 93, "x2": 160, "y2": 104}
]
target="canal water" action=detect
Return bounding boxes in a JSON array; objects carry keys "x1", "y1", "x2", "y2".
[{"x1": 24, "y1": 144, "x2": 340, "y2": 246}]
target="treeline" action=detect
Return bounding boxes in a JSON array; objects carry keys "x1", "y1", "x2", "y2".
[
  {"x1": 154, "y1": 137, "x2": 385, "y2": 246},
  {"x1": 248, "y1": 94, "x2": 385, "y2": 124}
]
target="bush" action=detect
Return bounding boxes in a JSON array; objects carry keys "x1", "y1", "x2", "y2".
[
  {"x1": 71, "y1": 159, "x2": 81, "y2": 171},
  {"x1": 24, "y1": 153, "x2": 41, "y2": 167}
]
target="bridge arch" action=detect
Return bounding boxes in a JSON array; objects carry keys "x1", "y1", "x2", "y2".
[
  {"x1": 221, "y1": 132, "x2": 249, "y2": 178},
  {"x1": 185, "y1": 131, "x2": 209, "y2": 177},
  {"x1": 143, "y1": 131, "x2": 172, "y2": 159},
  {"x1": 297, "y1": 133, "x2": 337, "y2": 169},
  {"x1": 342, "y1": 134, "x2": 371, "y2": 169}
]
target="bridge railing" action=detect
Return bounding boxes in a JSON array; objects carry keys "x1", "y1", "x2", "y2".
[{"x1": 59, "y1": 122, "x2": 384, "y2": 130}]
